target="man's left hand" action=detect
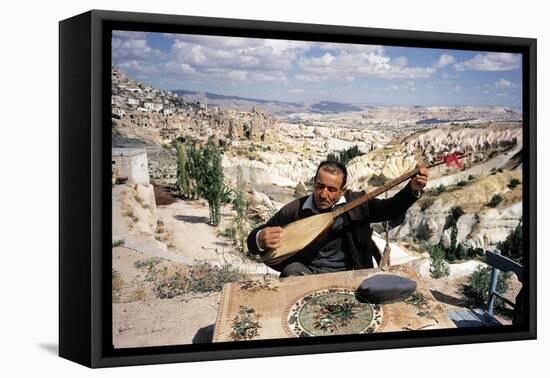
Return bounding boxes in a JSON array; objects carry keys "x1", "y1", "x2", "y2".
[{"x1": 410, "y1": 166, "x2": 429, "y2": 192}]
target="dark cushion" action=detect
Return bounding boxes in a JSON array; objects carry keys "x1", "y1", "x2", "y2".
[{"x1": 356, "y1": 274, "x2": 417, "y2": 304}]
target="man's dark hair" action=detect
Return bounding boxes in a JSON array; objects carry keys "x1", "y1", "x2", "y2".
[{"x1": 314, "y1": 160, "x2": 348, "y2": 188}]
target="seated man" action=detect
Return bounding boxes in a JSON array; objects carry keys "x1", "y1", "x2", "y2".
[{"x1": 246, "y1": 160, "x2": 428, "y2": 277}]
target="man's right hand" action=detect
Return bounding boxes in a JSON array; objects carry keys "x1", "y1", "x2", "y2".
[{"x1": 258, "y1": 226, "x2": 283, "y2": 250}]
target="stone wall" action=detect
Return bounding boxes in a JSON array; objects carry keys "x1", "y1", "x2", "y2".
[{"x1": 112, "y1": 148, "x2": 150, "y2": 185}]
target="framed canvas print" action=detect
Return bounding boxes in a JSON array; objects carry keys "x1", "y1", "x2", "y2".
[{"x1": 59, "y1": 9, "x2": 536, "y2": 368}]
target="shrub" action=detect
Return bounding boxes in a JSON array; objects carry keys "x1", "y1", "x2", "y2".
[
  {"x1": 468, "y1": 174, "x2": 476, "y2": 181},
  {"x1": 508, "y1": 178, "x2": 521, "y2": 189},
  {"x1": 112, "y1": 239, "x2": 125, "y2": 247},
  {"x1": 445, "y1": 247, "x2": 456, "y2": 262},
  {"x1": 134, "y1": 195, "x2": 150, "y2": 209},
  {"x1": 460, "y1": 265, "x2": 511, "y2": 314},
  {"x1": 447, "y1": 206, "x2": 465, "y2": 260},
  {"x1": 455, "y1": 244, "x2": 466, "y2": 260},
  {"x1": 467, "y1": 247, "x2": 485, "y2": 258},
  {"x1": 134, "y1": 257, "x2": 164, "y2": 270},
  {"x1": 457, "y1": 180, "x2": 468, "y2": 187},
  {"x1": 415, "y1": 221, "x2": 432, "y2": 240},
  {"x1": 130, "y1": 286, "x2": 147, "y2": 301},
  {"x1": 437, "y1": 184, "x2": 446, "y2": 194},
  {"x1": 188, "y1": 263, "x2": 248, "y2": 292},
  {"x1": 428, "y1": 245, "x2": 450, "y2": 279},
  {"x1": 154, "y1": 262, "x2": 249, "y2": 299},
  {"x1": 419, "y1": 198, "x2": 434, "y2": 212},
  {"x1": 112, "y1": 269, "x2": 124, "y2": 298},
  {"x1": 498, "y1": 223, "x2": 523, "y2": 263},
  {"x1": 134, "y1": 257, "x2": 165, "y2": 282},
  {"x1": 487, "y1": 194, "x2": 503, "y2": 208},
  {"x1": 450, "y1": 206, "x2": 465, "y2": 222}
]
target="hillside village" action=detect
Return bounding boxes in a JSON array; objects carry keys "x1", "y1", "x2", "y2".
[{"x1": 111, "y1": 65, "x2": 524, "y2": 347}]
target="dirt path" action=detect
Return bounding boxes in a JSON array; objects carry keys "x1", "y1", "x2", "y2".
[
  {"x1": 156, "y1": 198, "x2": 277, "y2": 275},
  {"x1": 113, "y1": 293, "x2": 221, "y2": 348}
]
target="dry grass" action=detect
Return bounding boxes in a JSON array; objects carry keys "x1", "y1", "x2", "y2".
[
  {"x1": 153, "y1": 262, "x2": 250, "y2": 299},
  {"x1": 112, "y1": 269, "x2": 125, "y2": 301},
  {"x1": 134, "y1": 194, "x2": 150, "y2": 209},
  {"x1": 129, "y1": 286, "x2": 148, "y2": 302}
]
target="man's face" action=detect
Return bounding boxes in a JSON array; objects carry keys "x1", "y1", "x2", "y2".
[{"x1": 313, "y1": 168, "x2": 346, "y2": 210}]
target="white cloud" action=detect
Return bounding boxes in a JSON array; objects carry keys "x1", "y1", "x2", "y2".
[
  {"x1": 495, "y1": 78, "x2": 516, "y2": 88},
  {"x1": 442, "y1": 72, "x2": 458, "y2": 79},
  {"x1": 435, "y1": 54, "x2": 456, "y2": 68},
  {"x1": 454, "y1": 52, "x2": 521, "y2": 71},
  {"x1": 298, "y1": 50, "x2": 435, "y2": 80},
  {"x1": 164, "y1": 34, "x2": 263, "y2": 49},
  {"x1": 289, "y1": 88, "x2": 304, "y2": 94},
  {"x1": 295, "y1": 73, "x2": 330, "y2": 82},
  {"x1": 392, "y1": 57, "x2": 408, "y2": 67},
  {"x1": 451, "y1": 85, "x2": 462, "y2": 93},
  {"x1": 118, "y1": 60, "x2": 161, "y2": 76},
  {"x1": 112, "y1": 38, "x2": 165, "y2": 61},
  {"x1": 306, "y1": 52, "x2": 337, "y2": 67},
  {"x1": 164, "y1": 62, "x2": 196, "y2": 75},
  {"x1": 383, "y1": 81, "x2": 417, "y2": 92},
  {"x1": 161, "y1": 36, "x2": 307, "y2": 83}
]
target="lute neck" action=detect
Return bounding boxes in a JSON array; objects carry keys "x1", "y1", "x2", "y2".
[
  {"x1": 330, "y1": 153, "x2": 467, "y2": 219},
  {"x1": 331, "y1": 166, "x2": 421, "y2": 218}
]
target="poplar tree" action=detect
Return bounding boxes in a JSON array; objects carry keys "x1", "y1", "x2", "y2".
[
  {"x1": 232, "y1": 166, "x2": 248, "y2": 252},
  {"x1": 176, "y1": 141, "x2": 191, "y2": 198},
  {"x1": 195, "y1": 138, "x2": 225, "y2": 225}
]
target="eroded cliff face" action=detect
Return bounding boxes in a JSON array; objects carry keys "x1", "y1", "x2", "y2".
[
  {"x1": 402, "y1": 123, "x2": 522, "y2": 160},
  {"x1": 391, "y1": 170, "x2": 522, "y2": 251}
]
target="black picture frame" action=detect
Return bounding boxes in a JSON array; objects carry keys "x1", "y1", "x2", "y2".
[{"x1": 59, "y1": 9, "x2": 537, "y2": 368}]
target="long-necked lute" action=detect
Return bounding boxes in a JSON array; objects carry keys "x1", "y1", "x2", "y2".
[{"x1": 261, "y1": 153, "x2": 469, "y2": 267}]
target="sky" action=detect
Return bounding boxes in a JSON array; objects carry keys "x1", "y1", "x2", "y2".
[{"x1": 112, "y1": 30, "x2": 523, "y2": 108}]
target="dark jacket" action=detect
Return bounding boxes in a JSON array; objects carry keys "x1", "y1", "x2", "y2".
[{"x1": 246, "y1": 182, "x2": 421, "y2": 272}]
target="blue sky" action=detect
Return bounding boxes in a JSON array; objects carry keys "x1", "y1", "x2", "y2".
[{"x1": 112, "y1": 30, "x2": 523, "y2": 107}]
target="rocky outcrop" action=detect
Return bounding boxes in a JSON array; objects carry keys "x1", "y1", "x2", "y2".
[
  {"x1": 392, "y1": 171, "x2": 523, "y2": 251},
  {"x1": 223, "y1": 155, "x2": 317, "y2": 187},
  {"x1": 402, "y1": 123, "x2": 522, "y2": 162},
  {"x1": 345, "y1": 153, "x2": 417, "y2": 191},
  {"x1": 247, "y1": 189, "x2": 277, "y2": 223},
  {"x1": 294, "y1": 181, "x2": 308, "y2": 198}
]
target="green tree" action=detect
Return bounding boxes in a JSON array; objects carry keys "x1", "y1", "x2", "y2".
[
  {"x1": 508, "y1": 178, "x2": 521, "y2": 189},
  {"x1": 194, "y1": 139, "x2": 226, "y2": 225},
  {"x1": 326, "y1": 145, "x2": 364, "y2": 166},
  {"x1": 232, "y1": 166, "x2": 249, "y2": 252},
  {"x1": 184, "y1": 143, "x2": 200, "y2": 199},
  {"x1": 446, "y1": 206, "x2": 465, "y2": 261},
  {"x1": 499, "y1": 222, "x2": 523, "y2": 263},
  {"x1": 461, "y1": 265, "x2": 511, "y2": 314},
  {"x1": 487, "y1": 194, "x2": 503, "y2": 208},
  {"x1": 428, "y1": 245, "x2": 450, "y2": 279},
  {"x1": 175, "y1": 141, "x2": 192, "y2": 198}
]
